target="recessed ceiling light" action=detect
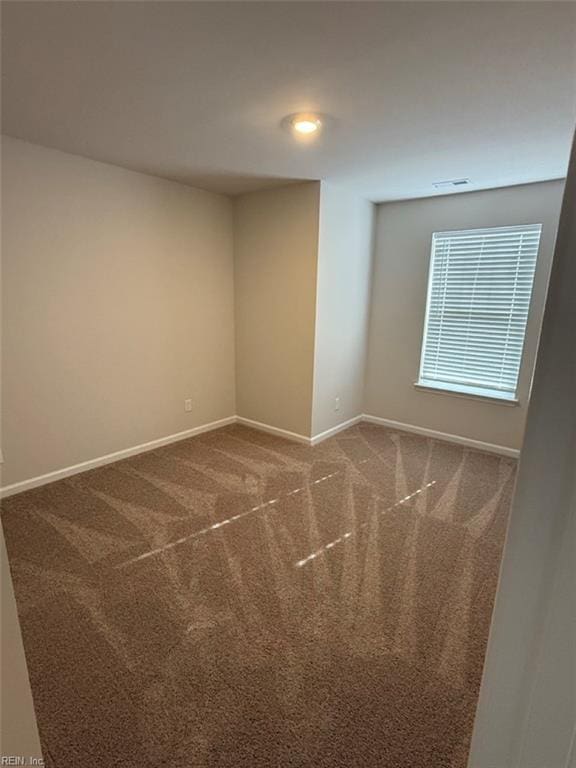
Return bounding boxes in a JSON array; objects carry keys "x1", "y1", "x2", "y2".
[
  {"x1": 292, "y1": 115, "x2": 322, "y2": 135},
  {"x1": 282, "y1": 112, "x2": 324, "y2": 139}
]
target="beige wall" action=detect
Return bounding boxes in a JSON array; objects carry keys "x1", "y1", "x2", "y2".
[
  {"x1": 1, "y1": 139, "x2": 565, "y2": 485},
  {"x1": 234, "y1": 182, "x2": 320, "y2": 437},
  {"x1": 312, "y1": 183, "x2": 373, "y2": 437},
  {"x1": 1, "y1": 141, "x2": 43, "y2": 760},
  {"x1": 1, "y1": 527, "x2": 43, "y2": 760},
  {"x1": 469, "y1": 141, "x2": 576, "y2": 768},
  {"x1": 2, "y1": 137, "x2": 236, "y2": 487},
  {"x1": 364, "y1": 181, "x2": 565, "y2": 450}
]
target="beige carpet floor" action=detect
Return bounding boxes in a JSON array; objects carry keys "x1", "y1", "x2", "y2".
[{"x1": 1, "y1": 423, "x2": 516, "y2": 768}]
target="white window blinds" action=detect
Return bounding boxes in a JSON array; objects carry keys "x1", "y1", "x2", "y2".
[{"x1": 418, "y1": 223, "x2": 542, "y2": 401}]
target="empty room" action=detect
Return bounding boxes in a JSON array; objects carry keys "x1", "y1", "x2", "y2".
[{"x1": 1, "y1": 2, "x2": 575, "y2": 767}]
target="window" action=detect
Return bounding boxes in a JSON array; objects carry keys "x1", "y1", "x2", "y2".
[{"x1": 417, "y1": 223, "x2": 542, "y2": 402}]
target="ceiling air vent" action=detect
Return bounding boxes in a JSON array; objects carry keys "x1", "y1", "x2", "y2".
[{"x1": 432, "y1": 178, "x2": 471, "y2": 189}]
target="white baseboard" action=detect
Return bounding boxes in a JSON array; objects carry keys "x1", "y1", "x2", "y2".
[
  {"x1": 310, "y1": 415, "x2": 363, "y2": 446},
  {"x1": 236, "y1": 414, "x2": 363, "y2": 447},
  {"x1": 362, "y1": 414, "x2": 520, "y2": 458},
  {"x1": 0, "y1": 416, "x2": 237, "y2": 499},
  {"x1": 1, "y1": 412, "x2": 519, "y2": 499},
  {"x1": 235, "y1": 416, "x2": 310, "y2": 445}
]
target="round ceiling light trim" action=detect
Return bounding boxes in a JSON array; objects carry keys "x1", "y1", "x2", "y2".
[
  {"x1": 282, "y1": 112, "x2": 326, "y2": 140},
  {"x1": 292, "y1": 114, "x2": 322, "y2": 135}
]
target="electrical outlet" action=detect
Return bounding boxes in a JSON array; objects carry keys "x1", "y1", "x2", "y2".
[
  {"x1": 334, "y1": 397, "x2": 341, "y2": 412},
  {"x1": 184, "y1": 398, "x2": 193, "y2": 413}
]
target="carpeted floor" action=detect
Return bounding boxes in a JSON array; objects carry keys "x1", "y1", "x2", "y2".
[{"x1": 1, "y1": 422, "x2": 516, "y2": 768}]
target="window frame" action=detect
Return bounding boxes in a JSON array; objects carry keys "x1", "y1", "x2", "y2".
[{"x1": 415, "y1": 223, "x2": 543, "y2": 405}]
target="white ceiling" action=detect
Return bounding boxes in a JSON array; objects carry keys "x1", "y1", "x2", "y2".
[{"x1": 2, "y1": 1, "x2": 575, "y2": 201}]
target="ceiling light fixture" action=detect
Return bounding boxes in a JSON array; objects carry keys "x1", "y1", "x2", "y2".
[
  {"x1": 282, "y1": 112, "x2": 324, "y2": 139},
  {"x1": 292, "y1": 115, "x2": 322, "y2": 135}
]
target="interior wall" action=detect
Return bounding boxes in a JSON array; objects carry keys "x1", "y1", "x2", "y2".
[
  {"x1": 0, "y1": 527, "x2": 43, "y2": 760},
  {"x1": 364, "y1": 180, "x2": 565, "y2": 450},
  {"x1": 311, "y1": 182, "x2": 373, "y2": 437},
  {"x1": 468, "y1": 137, "x2": 576, "y2": 768},
  {"x1": 234, "y1": 182, "x2": 320, "y2": 437},
  {"x1": 1, "y1": 137, "x2": 236, "y2": 487},
  {"x1": 1, "y1": 140, "x2": 43, "y2": 757}
]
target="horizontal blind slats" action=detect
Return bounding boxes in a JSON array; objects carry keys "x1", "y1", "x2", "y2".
[{"x1": 418, "y1": 223, "x2": 542, "y2": 399}]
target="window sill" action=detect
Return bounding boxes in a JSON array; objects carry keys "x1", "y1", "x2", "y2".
[{"x1": 414, "y1": 381, "x2": 520, "y2": 406}]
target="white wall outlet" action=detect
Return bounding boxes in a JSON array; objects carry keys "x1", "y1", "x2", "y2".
[
  {"x1": 334, "y1": 397, "x2": 341, "y2": 412},
  {"x1": 184, "y1": 398, "x2": 193, "y2": 412}
]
